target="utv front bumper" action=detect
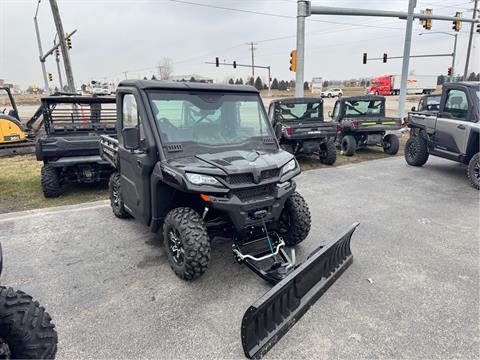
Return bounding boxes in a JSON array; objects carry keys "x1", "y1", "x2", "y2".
[{"x1": 206, "y1": 180, "x2": 296, "y2": 232}]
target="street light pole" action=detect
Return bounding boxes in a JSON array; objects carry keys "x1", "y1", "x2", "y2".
[
  {"x1": 464, "y1": 0, "x2": 479, "y2": 79},
  {"x1": 419, "y1": 31, "x2": 457, "y2": 81},
  {"x1": 33, "y1": 1, "x2": 49, "y2": 94}
]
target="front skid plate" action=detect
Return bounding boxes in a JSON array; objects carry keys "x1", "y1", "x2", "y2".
[{"x1": 241, "y1": 222, "x2": 360, "y2": 359}]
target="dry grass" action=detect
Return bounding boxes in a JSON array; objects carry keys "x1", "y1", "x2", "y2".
[{"x1": 0, "y1": 155, "x2": 108, "y2": 214}]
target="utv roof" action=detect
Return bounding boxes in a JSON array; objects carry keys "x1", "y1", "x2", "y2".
[
  {"x1": 446, "y1": 81, "x2": 480, "y2": 87},
  {"x1": 118, "y1": 80, "x2": 259, "y2": 93},
  {"x1": 270, "y1": 97, "x2": 323, "y2": 104},
  {"x1": 339, "y1": 95, "x2": 385, "y2": 102}
]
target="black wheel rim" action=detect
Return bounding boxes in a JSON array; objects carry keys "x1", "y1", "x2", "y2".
[
  {"x1": 167, "y1": 228, "x2": 185, "y2": 266},
  {"x1": 408, "y1": 140, "x2": 418, "y2": 159},
  {"x1": 0, "y1": 339, "x2": 11, "y2": 359},
  {"x1": 474, "y1": 160, "x2": 480, "y2": 181},
  {"x1": 112, "y1": 183, "x2": 120, "y2": 210},
  {"x1": 278, "y1": 209, "x2": 291, "y2": 234}
]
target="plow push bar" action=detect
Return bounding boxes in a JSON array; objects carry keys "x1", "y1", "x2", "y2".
[{"x1": 241, "y1": 222, "x2": 360, "y2": 359}]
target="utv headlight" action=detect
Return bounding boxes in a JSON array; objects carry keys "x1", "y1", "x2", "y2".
[
  {"x1": 280, "y1": 159, "x2": 297, "y2": 176},
  {"x1": 186, "y1": 173, "x2": 221, "y2": 186}
]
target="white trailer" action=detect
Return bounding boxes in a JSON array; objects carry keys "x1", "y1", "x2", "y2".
[{"x1": 391, "y1": 75, "x2": 437, "y2": 95}]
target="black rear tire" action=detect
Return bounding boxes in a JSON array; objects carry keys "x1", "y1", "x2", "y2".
[
  {"x1": 319, "y1": 140, "x2": 337, "y2": 165},
  {"x1": 467, "y1": 152, "x2": 480, "y2": 190},
  {"x1": 383, "y1": 134, "x2": 400, "y2": 155},
  {"x1": 278, "y1": 192, "x2": 311, "y2": 246},
  {"x1": 109, "y1": 172, "x2": 132, "y2": 219},
  {"x1": 405, "y1": 136, "x2": 429, "y2": 166},
  {"x1": 41, "y1": 165, "x2": 62, "y2": 198},
  {"x1": 163, "y1": 207, "x2": 210, "y2": 281},
  {"x1": 0, "y1": 287, "x2": 57, "y2": 359},
  {"x1": 341, "y1": 135, "x2": 356, "y2": 156}
]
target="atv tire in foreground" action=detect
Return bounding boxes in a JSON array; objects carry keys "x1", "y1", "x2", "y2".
[
  {"x1": 405, "y1": 136, "x2": 429, "y2": 166},
  {"x1": 163, "y1": 207, "x2": 211, "y2": 281},
  {"x1": 467, "y1": 152, "x2": 480, "y2": 190},
  {"x1": 278, "y1": 192, "x2": 311, "y2": 246},
  {"x1": 109, "y1": 173, "x2": 132, "y2": 219},
  {"x1": 383, "y1": 134, "x2": 400, "y2": 155},
  {"x1": 41, "y1": 165, "x2": 62, "y2": 198},
  {"x1": 319, "y1": 140, "x2": 337, "y2": 165}
]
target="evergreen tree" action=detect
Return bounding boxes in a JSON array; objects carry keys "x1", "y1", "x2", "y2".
[
  {"x1": 467, "y1": 72, "x2": 476, "y2": 81},
  {"x1": 278, "y1": 80, "x2": 287, "y2": 91},
  {"x1": 303, "y1": 81, "x2": 309, "y2": 90},
  {"x1": 254, "y1": 76, "x2": 263, "y2": 90},
  {"x1": 271, "y1": 78, "x2": 279, "y2": 90},
  {"x1": 228, "y1": 78, "x2": 234, "y2": 85},
  {"x1": 151, "y1": 75, "x2": 157, "y2": 80},
  {"x1": 190, "y1": 76, "x2": 196, "y2": 82},
  {"x1": 239, "y1": 78, "x2": 244, "y2": 85}
]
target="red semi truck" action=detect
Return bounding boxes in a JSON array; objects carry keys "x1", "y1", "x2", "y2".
[{"x1": 367, "y1": 75, "x2": 437, "y2": 96}]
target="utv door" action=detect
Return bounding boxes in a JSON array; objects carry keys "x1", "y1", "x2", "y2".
[
  {"x1": 434, "y1": 87, "x2": 470, "y2": 156},
  {"x1": 117, "y1": 90, "x2": 154, "y2": 224}
]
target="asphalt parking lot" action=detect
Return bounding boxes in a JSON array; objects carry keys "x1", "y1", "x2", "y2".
[{"x1": 0, "y1": 156, "x2": 478, "y2": 359}]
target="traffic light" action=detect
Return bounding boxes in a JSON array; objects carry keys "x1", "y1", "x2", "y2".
[
  {"x1": 383, "y1": 53, "x2": 387, "y2": 63},
  {"x1": 233, "y1": 60, "x2": 237, "y2": 69},
  {"x1": 65, "y1": 33, "x2": 72, "y2": 49},
  {"x1": 289, "y1": 50, "x2": 297, "y2": 72},
  {"x1": 447, "y1": 67, "x2": 452, "y2": 76},
  {"x1": 362, "y1": 53, "x2": 367, "y2": 64},
  {"x1": 55, "y1": 47, "x2": 60, "y2": 57},
  {"x1": 423, "y1": 8, "x2": 432, "y2": 30},
  {"x1": 452, "y1": 12, "x2": 462, "y2": 32},
  {"x1": 48, "y1": 73, "x2": 53, "y2": 82},
  {"x1": 477, "y1": 23, "x2": 480, "y2": 33},
  {"x1": 215, "y1": 57, "x2": 219, "y2": 67}
]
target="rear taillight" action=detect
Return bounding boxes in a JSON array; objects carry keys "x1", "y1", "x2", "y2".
[{"x1": 285, "y1": 127, "x2": 292, "y2": 136}]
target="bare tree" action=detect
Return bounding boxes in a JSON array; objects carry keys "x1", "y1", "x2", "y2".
[{"x1": 158, "y1": 57, "x2": 174, "y2": 80}]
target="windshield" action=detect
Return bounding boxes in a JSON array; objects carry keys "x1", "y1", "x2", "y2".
[
  {"x1": 345, "y1": 100, "x2": 384, "y2": 116},
  {"x1": 148, "y1": 91, "x2": 274, "y2": 149},
  {"x1": 275, "y1": 101, "x2": 322, "y2": 122}
]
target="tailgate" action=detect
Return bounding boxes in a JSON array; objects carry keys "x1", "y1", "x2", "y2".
[{"x1": 284, "y1": 122, "x2": 337, "y2": 139}]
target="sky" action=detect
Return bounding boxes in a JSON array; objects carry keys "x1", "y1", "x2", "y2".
[{"x1": 0, "y1": 0, "x2": 478, "y2": 89}]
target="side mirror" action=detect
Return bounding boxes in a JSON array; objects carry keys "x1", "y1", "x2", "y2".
[
  {"x1": 411, "y1": 106, "x2": 416, "y2": 112},
  {"x1": 274, "y1": 124, "x2": 282, "y2": 139},
  {"x1": 123, "y1": 127, "x2": 139, "y2": 150}
]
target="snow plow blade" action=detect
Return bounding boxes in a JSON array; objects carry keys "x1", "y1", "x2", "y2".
[{"x1": 241, "y1": 222, "x2": 360, "y2": 359}]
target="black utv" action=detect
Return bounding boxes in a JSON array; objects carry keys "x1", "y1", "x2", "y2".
[
  {"x1": 330, "y1": 95, "x2": 401, "y2": 156},
  {"x1": 100, "y1": 80, "x2": 359, "y2": 358},
  {"x1": 36, "y1": 95, "x2": 117, "y2": 197},
  {"x1": 267, "y1": 97, "x2": 337, "y2": 164}
]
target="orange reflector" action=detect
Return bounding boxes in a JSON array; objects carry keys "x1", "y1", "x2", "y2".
[{"x1": 200, "y1": 194, "x2": 211, "y2": 202}]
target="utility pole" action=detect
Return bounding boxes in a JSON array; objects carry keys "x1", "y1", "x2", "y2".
[
  {"x1": 464, "y1": 0, "x2": 478, "y2": 79},
  {"x1": 49, "y1": 0, "x2": 75, "y2": 92},
  {"x1": 398, "y1": 0, "x2": 416, "y2": 119},
  {"x1": 247, "y1": 42, "x2": 257, "y2": 79},
  {"x1": 295, "y1": 0, "x2": 308, "y2": 97},
  {"x1": 34, "y1": 1, "x2": 50, "y2": 94},
  {"x1": 55, "y1": 54, "x2": 63, "y2": 91}
]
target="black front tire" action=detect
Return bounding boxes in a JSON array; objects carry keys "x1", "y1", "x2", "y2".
[
  {"x1": 319, "y1": 140, "x2": 337, "y2": 165},
  {"x1": 467, "y1": 152, "x2": 480, "y2": 190},
  {"x1": 108, "y1": 172, "x2": 132, "y2": 219},
  {"x1": 163, "y1": 208, "x2": 210, "y2": 281},
  {"x1": 383, "y1": 134, "x2": 400, "y2": 155},
  {"x1": 0, "y1": 287, "x2": 57, "y2": 359},
  {"x1": 405, "y1": 136, "x2": 429, "y2": 166},
  {"x1": 278, "y1": 192, "x2": 311, "y2": 246},
  {"x1": 41, "y1": 165, "x2": 62, "y2": 198},
  {"x1": 341, "y1": 135, "x2": 356, "y2": 156}
]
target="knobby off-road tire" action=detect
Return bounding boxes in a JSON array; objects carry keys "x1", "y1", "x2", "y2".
[
  {"x1": 383, "y1": 134, "x2": 400, "y2": 155},
  {"x1": 405, "y1": 136, "x2": 429, "y2": 166},
  {"x1": 341, "y1": 135, "x2": 356, "y2": 156},
  {"x1": 279, "y1": 192, "x2": 311, "y2": 246},
  {"x1": 163, "y1": 208, "x2": 210, "y2": 281},
  {"x1": 319, "y1": 140, "x2": 337, "y2": 165},
  {"x1": 108, "y1": 173, "x2": 132, "y2": 219},
  {"x1": 467, "y1": 152, "x2": 480, "y2": 190},
  {"x1": 0, "y1": 287, "x2": 57, "y2": 359},
  {"x1": 41, "y1": 165, "x2": 62, "y2": 198}
]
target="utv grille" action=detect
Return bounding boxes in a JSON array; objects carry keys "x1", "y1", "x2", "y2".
[
  {"x1": 233, "y1": 185, "x2": 275, "y2": 202},
  {"x1": 227, "y1": 173, "x2": 254, "y2": 184}
]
